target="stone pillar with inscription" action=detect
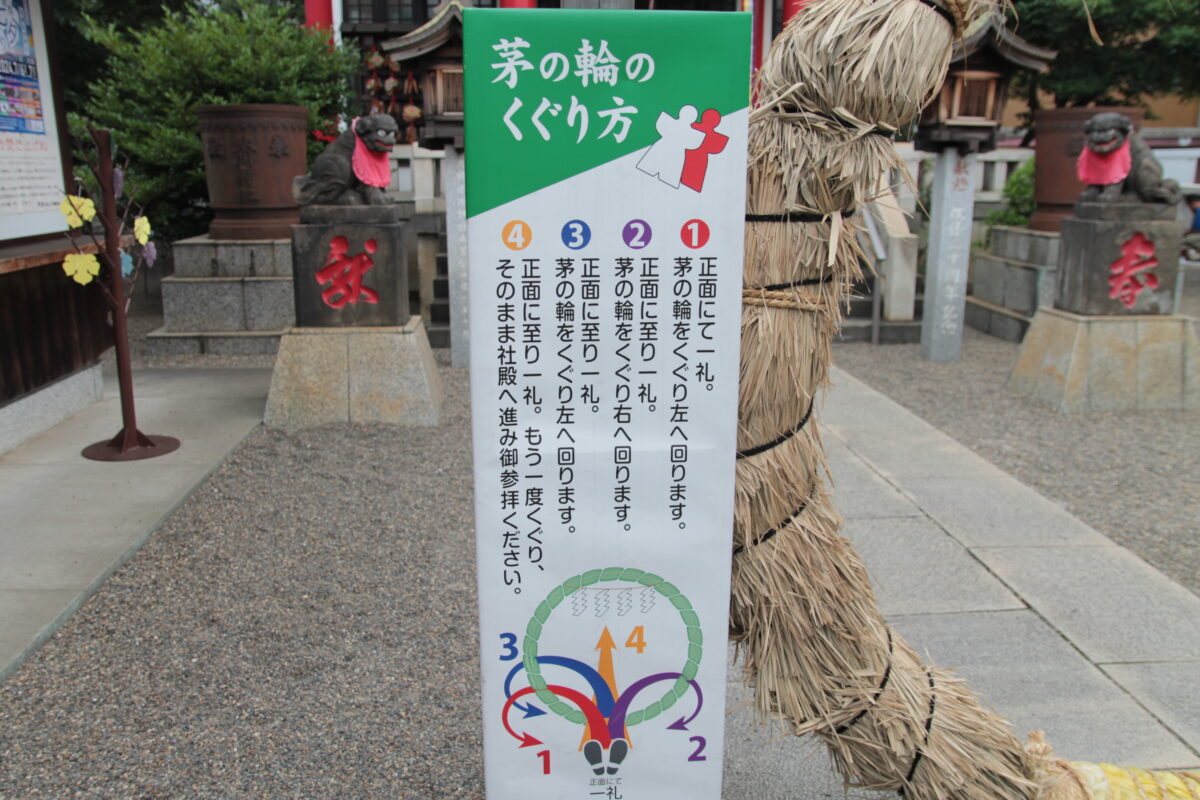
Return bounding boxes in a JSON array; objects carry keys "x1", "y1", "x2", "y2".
[
  {"x1": 265, "y1": 116, "x2": 443, "y2": 427},
  {"x1": 1010, "y1": 112, "x2": 1199, "y2": 412},
  {"x1": 919, "y1": 148, "x2": 977, "y2": 362}
]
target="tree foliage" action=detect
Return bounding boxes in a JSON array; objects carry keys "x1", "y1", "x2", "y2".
[
  {"x1": 53, "y1": 0, "x2": 195, "y2": 116},
  {"x1": 77, "y1": 1, "x2": 357, "y2": 239},
  {"x1": 1010, "y1": 0, "x2": 1200, "y2": 108}
]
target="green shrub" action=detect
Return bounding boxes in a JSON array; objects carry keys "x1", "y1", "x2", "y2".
[
  {"x1": 986, "y1": 158, "x2": 1035, "y2": 228},
  {"x1": 80, "y1": 1, "x2": 358, "y2": 239}
]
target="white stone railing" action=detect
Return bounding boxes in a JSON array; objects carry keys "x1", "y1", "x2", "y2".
[{"x1": 892, "y1": 143, "x2": 1033, "y2": 215}]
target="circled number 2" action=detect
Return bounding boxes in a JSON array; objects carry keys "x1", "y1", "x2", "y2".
[
  {"x1": 498, "y1": 632, "x2": 518, "y2": 661},
  {"x1": 502, "y1": 220, "x2": 532, "y2": 251},
  {"x1": 561, "y1": 220, "x2": 591, "y2": 250},
  {"x1": 622, "y1": 219, "x2": 651, "y2": 250}
]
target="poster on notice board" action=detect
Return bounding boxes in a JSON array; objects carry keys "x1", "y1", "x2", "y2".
[{"x1": 0, "y1": 0, "x2": 67, "y2": 240}]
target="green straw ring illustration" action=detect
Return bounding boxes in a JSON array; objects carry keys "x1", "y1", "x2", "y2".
[{"x1": 522, "y1": 567, "x2": 703, "y2": 727}]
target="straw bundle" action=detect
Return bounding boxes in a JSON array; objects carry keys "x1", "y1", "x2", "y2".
[
  {"x1": 733, "y1": 3, "x2": 1200, "y2": 799},
  {"x1": 732, "y1": 2, "x2": 1038, "y2": 799}
]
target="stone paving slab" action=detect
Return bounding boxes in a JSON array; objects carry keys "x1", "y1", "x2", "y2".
[
  {"x1": 842, "y1": 517, "x2": 1024, "y2": 616},
  {"x1": 724, "y1": 678, "x2": 874, "y2": 800},
  {"x1": 898, "y1": 474, "x2": 1113, "y2": 548},
  {"x1": 0, "y1": 369, "x2": 271, "y2": 681},
  {"x1": 975, "y1": 545, "x2": 1200, "y2": 664},
  {"x1": 889, "y1": 610, "x2": 1198, "y2": 768},
  {"x1": 825, "y1": 424, "x2": 1001, "y2": 480},
  {"x1": 820, "y1": 376, "x2": 937, "y2": 433},
  {"x1": 1101, "y1": 661, "x2": 1200, "y2": 757},
  {"x1": 0, "y1": 589, "x2": 83, "y2": 682},
  {"x1": 0, "y1": 395, "x2": 266, "y2": 467},
  {"x1": 823, "y1": 441, "x2": 924, "y2": 520}
]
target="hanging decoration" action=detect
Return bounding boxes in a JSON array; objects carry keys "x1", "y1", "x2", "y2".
[{"x1": 59, "y1": 127, "x2": 179, "y2": 461}]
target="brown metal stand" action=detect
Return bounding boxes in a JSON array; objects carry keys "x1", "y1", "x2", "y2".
[{"x1": 80, "y1": 128, "x2": 180, "y2": 462}]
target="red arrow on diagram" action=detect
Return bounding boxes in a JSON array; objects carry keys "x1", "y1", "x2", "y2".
[{"x1": 502, "y1": 685, "x2": 612, "y2": 748}]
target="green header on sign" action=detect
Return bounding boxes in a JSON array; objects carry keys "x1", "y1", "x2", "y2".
[{"x1": 463, "y1": 8, "x2": 750, "y2": 217}]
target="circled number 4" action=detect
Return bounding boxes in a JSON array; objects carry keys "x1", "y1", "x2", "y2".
[{"x1": 507, "y1": 222, "x2": 527, "y2": 249}]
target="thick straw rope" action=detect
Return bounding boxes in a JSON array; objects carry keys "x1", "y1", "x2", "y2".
[{"x1": 731, "y1": 2, "x2": 1199, "y2": 799}]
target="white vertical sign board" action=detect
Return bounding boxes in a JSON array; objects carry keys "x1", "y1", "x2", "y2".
[{"x1": 464, "y1": 9, "x2": 749, "y2": 800}]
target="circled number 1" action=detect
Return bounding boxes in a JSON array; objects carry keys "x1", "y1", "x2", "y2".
[{"x1": 681, "y1": 219, "x2": 710, "y2": 249}]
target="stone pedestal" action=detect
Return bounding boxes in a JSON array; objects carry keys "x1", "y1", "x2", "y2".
[
  {"x1": 292, "y1": 205, "x2": 410, "y2": 328},
  {"x1": 1056, "y1": 202, "x2": 1184, "y2": 317},
  {"x1": 1008, "y1": 308, "x2": 1200, "y2": 412},
  {"x1": 147, "y1": 236, "x2": 294, "y2": 356},
  {"x1": 263, "y1": 317, "x2": 443, "y2": 427}
]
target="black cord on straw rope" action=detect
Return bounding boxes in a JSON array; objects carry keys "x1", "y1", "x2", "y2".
[
  {"x1": 749, "y1": 275, "x2": 836, "y2": 291},
  {"x1": 732, "y1": 488, "x2": 816, "y2": 555},
  {"x1": 833, "y1": 628, "x2": 896, "y2": 734},
  {"x1": 737, "y1": 396, "x2": 816, "y2": 459},
  {"x1": 913, "y1": 0, "x2": 958, "y2": 30},
  {"x1": 745, "y1": 208, "x2": 856, "y2": 223},
  {"x1": 802, "y1": 110, "x2": 898, "y2": 138},
  {"x1": 897, "y1": 670, "x2": 938, "y2": 797}
]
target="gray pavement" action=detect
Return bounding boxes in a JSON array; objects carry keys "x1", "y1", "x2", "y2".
[
  {"x1": 0, "y1": 362, "x2": 1196, "y2": 798},
  {"x1": 0, "y1": 367, "x2": 271, "y2": 683}
]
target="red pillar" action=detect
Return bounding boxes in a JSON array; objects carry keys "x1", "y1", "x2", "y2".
[
  {"x1": 500, "y1": 0, "x2": 537, "y2": 7},
  {"x1": 305, "y1": 0, "x2": 334, "y2": 28},
  {"x1": 747, "y1": 0, "x2": 764, "y2": 75},
  {"x1": 782, "y1": 0, "x2": 808, "y2": 25}
]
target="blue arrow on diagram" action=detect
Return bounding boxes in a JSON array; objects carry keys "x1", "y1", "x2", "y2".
[{"x1": 504, "y1": 656, "x2": 617, "y2": 717}]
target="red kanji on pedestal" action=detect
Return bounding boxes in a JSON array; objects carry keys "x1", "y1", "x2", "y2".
[
  {"x1": 317, "y1": 235, "x2": 380, "y2": 308},
  {"x1": 1109, "y1": 232, "x2": 1159, "y2": 309}
]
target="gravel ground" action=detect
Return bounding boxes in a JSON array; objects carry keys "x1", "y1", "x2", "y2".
[
  {"x1": 0, "y1": 367, "x2": 483, "y2": 800},
  {"x1": 2, "y1": 297, "x2": 1195, "y2": 798},
  {"x1": 833, "y1": 327, "x2": 1200, "y2": 597}
]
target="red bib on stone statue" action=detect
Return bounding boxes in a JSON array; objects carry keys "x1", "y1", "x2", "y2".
[
  {"x1": 351, "y1": 118, "x2": 392, "y2": 188},
  {"x1": 1077, "y1": 139, "x2": 1131, "y2": 185}
]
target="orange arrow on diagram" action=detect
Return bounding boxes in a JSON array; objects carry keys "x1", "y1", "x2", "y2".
[{"x1": 581, "y1": 627, "x2": 630, "y2": 749}]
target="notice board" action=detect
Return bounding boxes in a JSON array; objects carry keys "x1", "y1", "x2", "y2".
[{"x1": 465, "y1": 9, "x2": 749, "y2": 799}]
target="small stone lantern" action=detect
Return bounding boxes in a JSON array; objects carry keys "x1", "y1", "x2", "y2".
[
  {"x1": 915, "y1": 18, "x2": 1053, "y2": 155},
  {"x1": 912, "y1": 16, "x2": 1054, "y2": 363}
]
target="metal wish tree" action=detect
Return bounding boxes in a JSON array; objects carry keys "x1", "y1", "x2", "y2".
[{"x1": 60, "y1": 127, "x2": 179, "y2": 461}]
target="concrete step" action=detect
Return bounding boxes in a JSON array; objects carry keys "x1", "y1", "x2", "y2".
[
  {"x1": 144, "y1": 327, "x2": 283, "y2": 356},
  {"x1": 844, "y1": 293, "x2": 925, "y2": 319},
  {"x1": 172, "y1": 235, "x2": 292, "y2": 278},
  {"x1": 436, "y1": 253, "x2": 448, "y2": 276},
  {"x1": 433, "y1": 276, "x2": 449, "y2": 300},
  {"x1": 161, "y1": 276, "x2": 294, "y2": 333},
  {"x1": 964, "y1": 296, "x2": 1031, "y2": 343},
  {"x1": 834, "y1": 318, "x2": 922, "y2": 344},
  {"x1": 988, "y1": 225, "x2": 1060, "y2": 266},
  {"x1": 426, "y1": 323, "x2": 450, "y2": 349},
  {"x1": 971, "y1": 254, "x2": 1055, "y2": 316},
  {"x1": 429, "y1": 300, "x2": 450, "y2": 324}
]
